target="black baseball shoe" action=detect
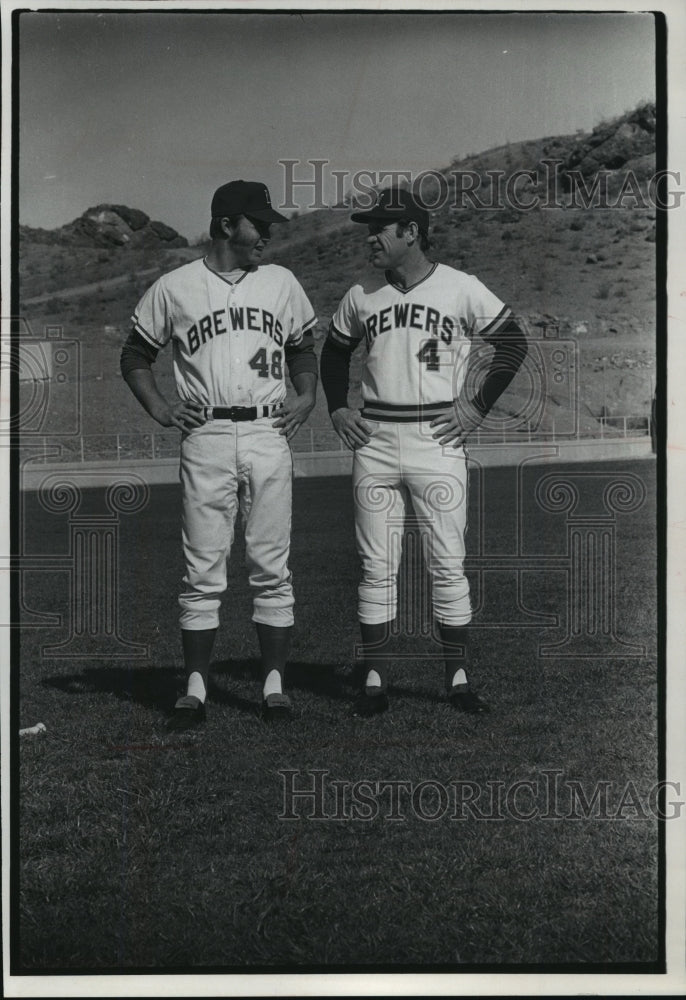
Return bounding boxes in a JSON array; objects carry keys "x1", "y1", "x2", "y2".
[
  {"x1": 447, "y1": 684, "x2": 490, "y2": 714},
  {"x1": 167, "y1": 695, "x2": 206, "y2": 731},
  {"x1": 353, "y1": 687, "x2": 389, "y2": 717},
  {"x1": 261, "y1": 692, "x2": 293, "y2": 721}
]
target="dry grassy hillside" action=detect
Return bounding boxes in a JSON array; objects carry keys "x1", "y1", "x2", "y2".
[{"x1": 17, "y1": 102, "x2": 657, "y2": 447}]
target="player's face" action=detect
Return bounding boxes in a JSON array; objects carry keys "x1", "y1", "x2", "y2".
[
  {"x1": 228, "y1": 215, "x2": 272, "y2": 266},
  {"x1": 366, "y1": 221, "x2": 410, "y2": 269}
]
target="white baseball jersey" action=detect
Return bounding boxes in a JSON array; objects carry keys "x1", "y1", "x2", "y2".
[
  {"x1": 132, "y1": 258, "x2": 316, "y2": 408},
  {"x1": 329, "y1": 262, "x2": 511, "y2": 419}
]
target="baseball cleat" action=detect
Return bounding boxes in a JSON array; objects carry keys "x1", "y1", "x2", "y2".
[
  {"x1": 353, "y1": 687, "x2": 389, "y2": 717},
  {"x1": 261, "y1": 692, "x2": 292, "y2": 720},
  {"x1": 447, "y1": 685, "x2": 490, "y2": 714},
  {"x1": 167, "y1": 695, "x2": 206, "y2": 731}
]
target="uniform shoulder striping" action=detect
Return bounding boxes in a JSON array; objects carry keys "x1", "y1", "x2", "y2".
[
  {"x1": 480, "y1": 303, "x2": 513, "y2": 338},
  {"x1": 131, "y1": 323, "x2": 160, "y2": 349}
]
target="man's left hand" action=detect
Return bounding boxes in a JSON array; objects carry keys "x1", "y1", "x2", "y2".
[
  {"x1": 430, "y1": 405, "x2": 483, "y2": 448},
  {"x1": 273, "y1": 394, "x2": 316, "y2": 440}
]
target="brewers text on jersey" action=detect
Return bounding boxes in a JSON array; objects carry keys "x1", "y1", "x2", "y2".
[
  {"x1": 321, "y1": 185, "x2": 527, "y2": 717},
  {"x1": 121, "y1": 179, "x2": 318, "y2": 728}
]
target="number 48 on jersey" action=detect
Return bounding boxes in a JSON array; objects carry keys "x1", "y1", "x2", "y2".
[{"x1": 249, "y1": 347, "x2": 283, "y2": 379}]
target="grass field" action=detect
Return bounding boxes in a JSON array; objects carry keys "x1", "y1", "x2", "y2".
[{"x1": 15, "y1": 460, "x2": 660, "y2": 972}]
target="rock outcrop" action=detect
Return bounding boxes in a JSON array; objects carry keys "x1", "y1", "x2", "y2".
[{"x1": 20, "y1": 204, "x2": 188, "y2": 249}]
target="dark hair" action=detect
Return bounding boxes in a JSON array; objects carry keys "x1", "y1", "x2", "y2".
[
  {"x1": 210, "y1": 214, "x2": 242, "y2": 240},
  {"x1": 395, "y1": 218, "x2": 430, "y2": 252}
]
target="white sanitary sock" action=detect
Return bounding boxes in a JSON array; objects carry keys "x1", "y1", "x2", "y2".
[
  {"x1": 186, "y1": 671, "x2": 207, "y2": 703},
  {"x1": 450, "y1": 668, "x2": 468, "y2": 689},
  {"x1": 263, "y1": 668, "x2": 283, "y2": 698}
]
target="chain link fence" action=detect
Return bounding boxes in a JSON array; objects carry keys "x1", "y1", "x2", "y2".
[{"x1": 20, "y1": 415, "x2": 652, "y2": 466}]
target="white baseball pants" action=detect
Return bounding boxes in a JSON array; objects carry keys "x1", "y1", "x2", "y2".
[
  {"x1": 178, "y1": 419, "x2": 294, "y2": 630},
  {"x1": 353, "y1": 420, "x2": 471, "y2": 626}
]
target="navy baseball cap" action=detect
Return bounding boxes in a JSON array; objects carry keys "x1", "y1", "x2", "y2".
[
  {"x1": 350, "y1": 187, "x2": 430, "y2": 232},
  {"x1": 211, "y1": 180, "x2": 288, "y2": 223}
]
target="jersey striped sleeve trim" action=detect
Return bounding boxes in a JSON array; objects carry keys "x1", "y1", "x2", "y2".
[
  {"x1": 288, "y1": 314, "x2": 317, "y2": 346},
  {"x1": 361, "y1": 399, "x2": 454, "y2": 422},
  {"x1": 328, "y1": 319, "x2": 359, "y2": 347},
  {"x1": 479, "y1": 304, "x2": 513, "y2": 339},
  {"x1": 130, "y1": 316, "x2": 163, "y2": 349}
]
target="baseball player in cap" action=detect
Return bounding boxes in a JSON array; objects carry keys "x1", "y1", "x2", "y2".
[
  {"x1": 120, "y1": 180, "x2": 318, "y2": 727},
  {"x1": 321, "y1": 186, "x2": 527, "y2": 716}
]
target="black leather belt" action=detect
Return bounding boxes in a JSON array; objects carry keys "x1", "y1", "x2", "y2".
[{"x1": 204, "y1": 405, "x2": 278, "y2": 421}]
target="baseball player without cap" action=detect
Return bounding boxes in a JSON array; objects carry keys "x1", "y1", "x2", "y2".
[
  {"x1": 350, "y1": 187, "x2": 430, "y2": 232},
  {"x1": 211, "y1": 180, "x2": 288, "y2": 223}
]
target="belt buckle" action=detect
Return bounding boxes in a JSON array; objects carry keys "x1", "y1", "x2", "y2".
[{"x1": 204, "y1": 406, "x2": 214, "y2": 422}]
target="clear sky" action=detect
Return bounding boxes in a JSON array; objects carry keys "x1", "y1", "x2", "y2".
[{"x1": 18, "y1": 8, "x2": 656, "y2": 240}]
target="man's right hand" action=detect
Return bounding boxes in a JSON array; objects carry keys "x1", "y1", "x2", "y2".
[
  {"x1": 160, "y1": 401, "x2": 207, "y2": 431},
  {"x1": 331, "y1": 407, "x2": 373, "y2": 450}
]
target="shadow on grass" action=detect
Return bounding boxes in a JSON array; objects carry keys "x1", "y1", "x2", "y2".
[
  {"x1": 42, "y1": 657, "x2": 358, "y2": 716},
  {"x1": 211, "y1": 657, "x2": 354, "y2": 703}
]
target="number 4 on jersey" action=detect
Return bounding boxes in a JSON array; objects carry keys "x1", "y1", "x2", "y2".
[
  {"x1": 417, "y1": 340, "x2": 440, "y2": 371},
  {"x1": 249, "y1": 347, "x2": 283, "y2": 379}
]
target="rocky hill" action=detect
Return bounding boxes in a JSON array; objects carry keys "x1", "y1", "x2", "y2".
[
  {"x1": 557, "y1": 101, "x2": 656, "y2": 181},
  {"x1": 17, "y1": 102, "x2": 657, "y2": 442},
  {"x1": 20, "y1": 203, "x2": 188, "y2": 250},
  {"x1": 437, "y1": 101, "x2": 656, "y2": 186}
]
